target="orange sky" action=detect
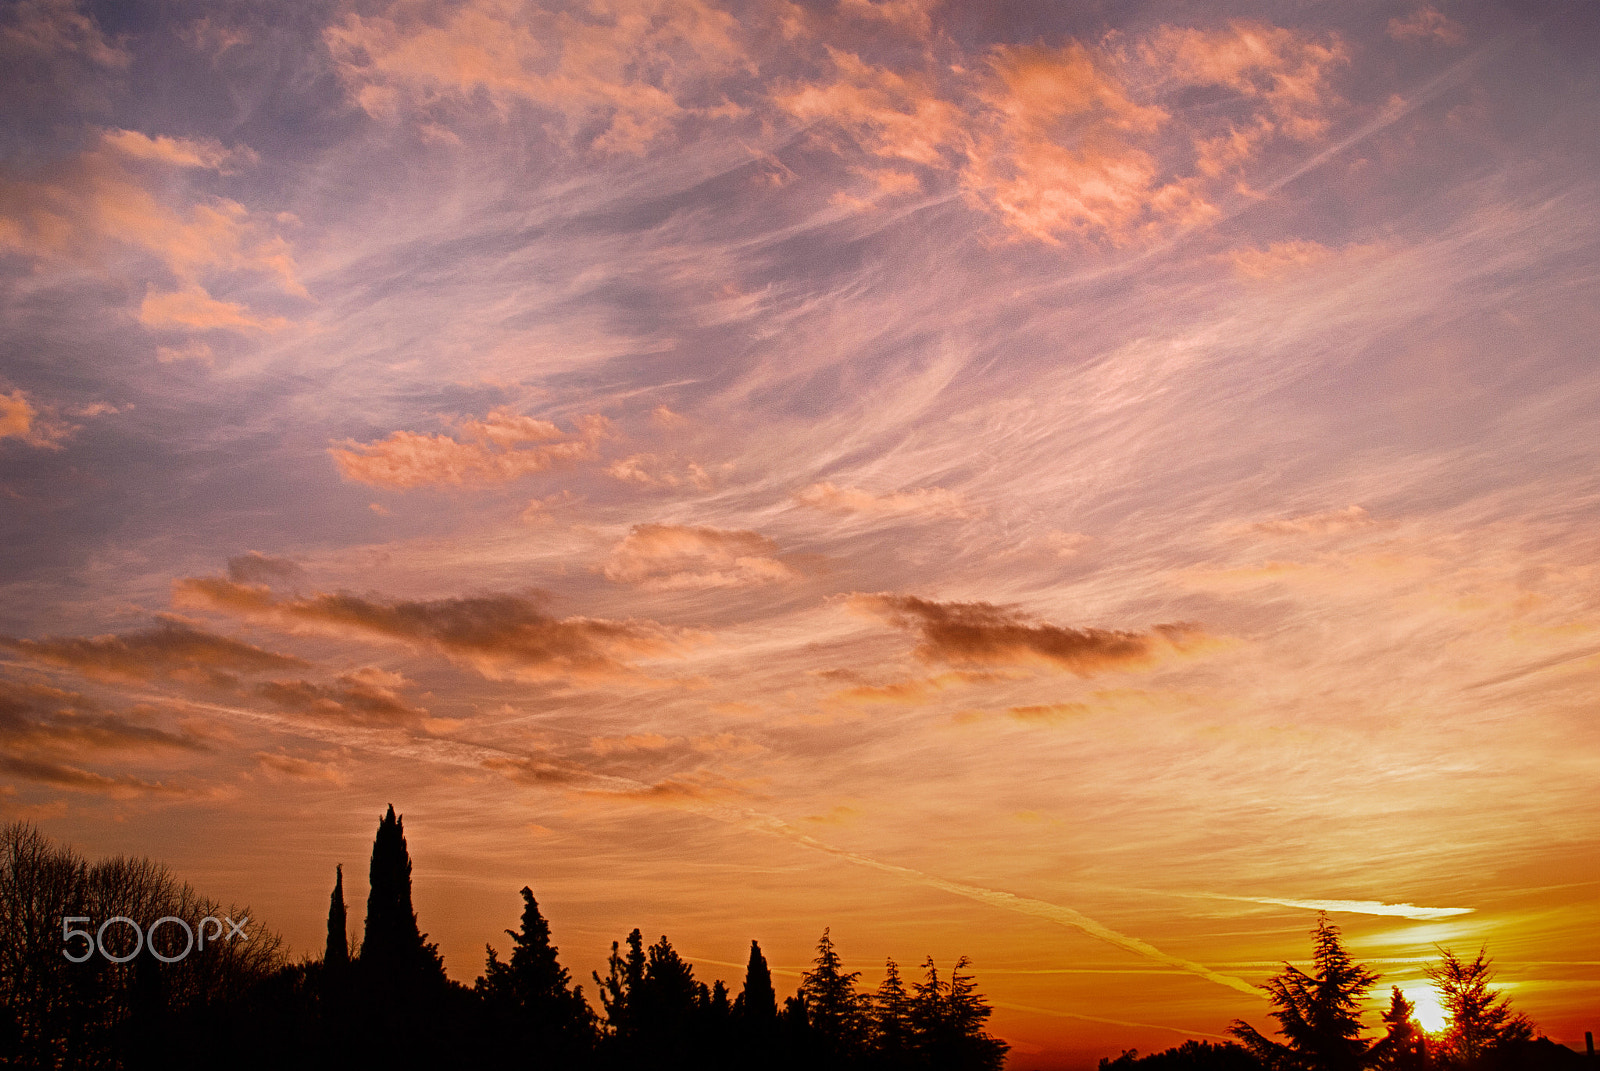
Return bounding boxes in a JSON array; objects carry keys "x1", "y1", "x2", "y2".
[{"x1": 2, "y1": 1, "x2": 1598, "y2": 1066}]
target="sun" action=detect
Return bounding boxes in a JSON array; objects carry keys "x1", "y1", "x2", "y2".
[{"x1": 1404, "y1": 988, "x2": 1449, "y2": 1034}]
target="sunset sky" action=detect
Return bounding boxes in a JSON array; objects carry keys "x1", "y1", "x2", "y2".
[{"x1": 3, "y1": 0, "x2": 1598, "y2": 1065}]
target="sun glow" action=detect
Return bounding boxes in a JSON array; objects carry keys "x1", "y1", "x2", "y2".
[{"x1": 1404, "y1": 988, "x2": 1448, "y2": 1034}]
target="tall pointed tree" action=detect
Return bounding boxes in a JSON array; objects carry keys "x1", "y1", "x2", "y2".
[
  {"x1": 361, "y1": 804, "x2": 443, "y2": 983},
  {"x1": 799, "y1": 928, "x2": 867, "y2": 1057},
  {"x1": 1229, "y1": 913, "x2": 1379, "y2": 1071},
  {"x1": 477, "y1": 886, "x2": 592, "y2": 1062},
  {"x1": 736, "y1": 940, "x2": 777, "y2": 1022},
  {"x1": 873, "y1": 957, "x2": 914, "y2": 1066},
  {"x1": 325, "y1": 864, "x2": 348, "y2": 966}
]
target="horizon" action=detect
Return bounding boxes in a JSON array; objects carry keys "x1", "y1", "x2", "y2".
[{"x1": 2, "y1": 1, "x2": 1598, "y2": 1067}]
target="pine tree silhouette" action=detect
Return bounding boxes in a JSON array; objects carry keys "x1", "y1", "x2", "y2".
[
  {"x1": 1369, "y1": 987, "x2": 1427, "y2": 1070},
  {"x1": 325, "y1": 864, "x2": 348, "y2": 966},
  {"x1": 477, "y1": 886, "x2": 593, "y2": 1065},
  {"x1": 799, "y1": 928, "x2": 867, "y2": 1058},
  {"x1": 872, "y1": 957, "x2": 914, "y2": 1067},
  {"x1": 1229, "y1": 913, "x2": 1379, "y2": 1071}
]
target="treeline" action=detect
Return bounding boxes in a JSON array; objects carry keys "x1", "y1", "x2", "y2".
[
  {"x1": 1097, "y1": 915, "x2": 1592, "y2": 1071},
  {"x1": 0, "y1": 811, "x2": 1009, "y2": 1070}
]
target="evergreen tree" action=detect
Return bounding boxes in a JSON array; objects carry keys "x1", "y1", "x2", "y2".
[
  {"x1": 1229, "y1": 913, "x2": 1379, "y2": 1071},
  {"x1": 909, "y1": 956, "x2": 1009, "y2": 1071},
  {"x1": 594, "y1": 927, "x2": 646, "y2": 1042},
  {"x1": 799, "y1": 927, "x2": 868, "y2": 1057},
  {"x1": 361, "y1": 805, "x2": 445, "y2": 983},
  {"x1": 736, "y1": 939, "x2": 777, "y2": 1022},
  {"x1": 325, "y1": 864, "x2": 348, "y2": 966},
  {"x1": 1369, "y1": 987, "x2": 1427, "y2": 1070},
  {"x1": 477, "y1": 886, "x2": 593, "y2": 1064},
  {"x1": 872, "y1": 957, "x2": 915, "y2": 1066},
  {"x1": 1426, "y1": 948, "x2": 1533, "y2": 1067}
]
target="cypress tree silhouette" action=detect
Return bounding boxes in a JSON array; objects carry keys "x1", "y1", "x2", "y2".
[
  {"x1": 325, "y1": 864, "x2": 348, "y2": 966},
  {"x1": 361, "y1": 805, "x2": 444, "y2": 983},
  {"x1": 736, "y1": 940, "x2": 777, "y2": 1022}
]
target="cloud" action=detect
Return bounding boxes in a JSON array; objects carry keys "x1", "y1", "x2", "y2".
[
  {"x1": 1140, "y1": 22, "x2": 1348, "y2": 141},
  {"x1": 254, "y1": 750, "x2": 347, "y2": 785},
  {"x1": 174, "y1": 577, "x2": 698, "y2": 681},
  {"x1": 0, "y1": 755, "x2": 183, "y2": 795},
  {"x1": 851, "y1": 594, "x2": 1208, "y2": 674},
  {"x1": 1227, "y1": 239, "x2": 1380, "y2": 279},
  {"x1": 604, "y1": 453, "x2": 713, "y2": 490},
  {"x1": 1202, "y1": 893, "x2": 1474, "y2": 921},
  {"x1": 602, "y1": 523, "x2": 799, "y2": 589},
  {"x1": 0, "y1": 0, "x2": 128, "y2": 72},
  {"x1": 1, "y1": 618, "x2": 308, "y2": 683},
  {"x1": 0, "y1": 678, "x2": 207, "y2": 754},
  {"x1": 99, "y1": 128, "x2": 256, "y2": 172},
  {"x1": 0, "y1": 129, "x2": 301, "y2": 290},
  {"x1": 137, "y1": 285, "x2": 289, "y2": 332},
  {"x1": 1387, "y1": 9, "x2": 1466, "y2": 46},
  {"x1": 226, "y1": 551, "x2": 305, "y2": 587},
  {"x1": 0, "y1": 389, "x2": 75, "y2": 449},
  {"x1": 329, "y1": 410, "x2": 606, "y2": 489},
  {"x1": 1245, "y1": 505, "x2": 1378, "y2": 537},
  {"x1": 778, "y1": 21, "x2": 1344, "y2": 243},
  {"x1": 0, "y1": 676, "x2": 203, "y2": 795},
  {"x1": 324, "y1": 0, "x2": 747, "y2": 152},
  {"x1": 961, "y1": 42, "x2": 1197, "y2": 244},
  {"x1": 795, "y1": 481, "x2": 975, "y2": 519},
  {"x1": 255, "y1": 667, "x2": 427, "y2": 726}
]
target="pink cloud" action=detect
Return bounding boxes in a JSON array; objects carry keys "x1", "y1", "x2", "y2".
[{"x1": 329, "y1": 410, "x2": 606, "y2": 489}]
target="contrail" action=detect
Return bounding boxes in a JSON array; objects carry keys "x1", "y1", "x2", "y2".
[
  {"x1": 715, "y1": 807, "x2": 1263, "y2": 998},
  {"x1": 132, "y1": 689, "x2": 1262, "y2": 998},
  {"x1": 992, "y1": 1000, "x2": 1234, "y2": 1042}
]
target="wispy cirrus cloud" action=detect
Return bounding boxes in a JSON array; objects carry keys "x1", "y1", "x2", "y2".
[{"x1": 795, "y1": 481, "x2": 975, "y2": 519}]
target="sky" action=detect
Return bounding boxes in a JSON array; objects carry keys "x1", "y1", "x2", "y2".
[{"x1": 2, "y1": 0, "x2": 1598, "y2": 1065}]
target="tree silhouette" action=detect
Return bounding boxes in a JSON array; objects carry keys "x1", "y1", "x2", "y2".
[
  {"x1": 594, "y1": 927, "x2": 646, "y2": 1044},
  {"x1": 799, "y1": 927, "x2": 869, "y2": 1058},
  {"x1": 910, "y1": 955, "x2": 1009, "y2": 1071},
  {"x1": 325, "y1": 864, "x2": 348, "y2": 967},
  {"x1": 1426, "y1": 948, "x2": 1533, "y2": 1068},
  {"x1": 361, "y1": 805, "x2": 442, "y2": 982},
  {"x1": 872, "y1": 957, "x2": 915, "y2": 1067},
  {"x1": 1229, "y1": 913, "x2": 1379, "y2": 1071},
  {"x1": 477, "y1": 886, "x2": 593, "y2": 1065},
  {"x1": 1368, "y1": 987, "x2": 1427, "y2": 1070},
  {"x1": 736, "y1": 939, "x2": 777, "y2": 1022}
]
